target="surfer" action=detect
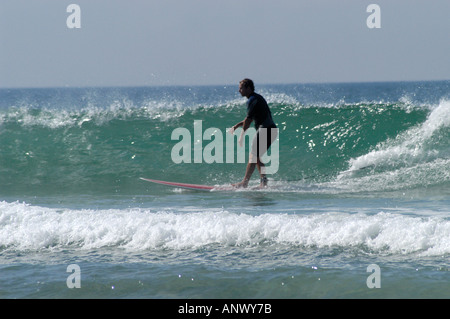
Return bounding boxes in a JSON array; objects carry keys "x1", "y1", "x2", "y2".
[{"x1": 231, "y1": 79, "x2": 277, "y2": 188}]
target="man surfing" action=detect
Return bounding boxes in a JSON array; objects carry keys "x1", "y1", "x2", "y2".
[{"x1": 230, "y1": 79, "x2": 278, "y2": 188}]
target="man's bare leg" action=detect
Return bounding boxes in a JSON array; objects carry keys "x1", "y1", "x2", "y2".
[
  {"x1": 232, "y1": 162, "x2": 256, "y2": 188},
  {"x1": 256, "y1": 158, "x2": 268, "y2": 188},
  {"x1": 233, "y1": 158, "x2": 268, "y2": 188}
]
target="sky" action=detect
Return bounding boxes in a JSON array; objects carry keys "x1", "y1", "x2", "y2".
[{"x1": 1, "y1": 0, "x2": 449, "y2": 88}]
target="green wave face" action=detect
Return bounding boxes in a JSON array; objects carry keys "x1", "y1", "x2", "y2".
[{"x1": 0, "y1": 85, "x2": 448, "y2": 196}]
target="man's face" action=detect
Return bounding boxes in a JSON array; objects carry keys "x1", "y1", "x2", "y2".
[{"x1": 239, "y1": 83, "x2": 252, "y2": 97}]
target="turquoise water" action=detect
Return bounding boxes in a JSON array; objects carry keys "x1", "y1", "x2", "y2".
[{"x1": 0, "y1": 81, "x2": 449, "y2": 298}]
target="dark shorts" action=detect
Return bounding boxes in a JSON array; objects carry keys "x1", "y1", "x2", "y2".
[{"x1": 250, "y1": 125, "x2": 278, "y2": 162}]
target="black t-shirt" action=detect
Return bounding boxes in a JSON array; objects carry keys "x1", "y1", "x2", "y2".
[{"x1": 246, "y1": 93, "x2": 276, "y2": 129}]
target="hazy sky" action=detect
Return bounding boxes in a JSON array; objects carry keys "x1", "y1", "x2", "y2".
[{"x1": 1, "y1": 0, "x2": 449, "y2": 88}]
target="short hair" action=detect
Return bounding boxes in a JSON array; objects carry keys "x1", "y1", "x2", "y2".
[{"x1": 240, "y1": 78, "x2": 255, "y2": 91}]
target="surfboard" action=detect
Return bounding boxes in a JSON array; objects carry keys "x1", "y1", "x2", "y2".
[
  {"x1": 140, "y1": 177, "x2": 224, "y2": 191},
  {"x1": 139, "y1": 177, "x2": 271, "y2": 192}
]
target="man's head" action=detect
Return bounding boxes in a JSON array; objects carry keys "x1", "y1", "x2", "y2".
[{"x1": 239, "y1": 78, "x2": 254, "y2": 98}]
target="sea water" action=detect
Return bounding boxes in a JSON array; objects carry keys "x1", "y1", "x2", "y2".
[{"x1": 0, "y1": 81, "x2": 449, "y2": 299}]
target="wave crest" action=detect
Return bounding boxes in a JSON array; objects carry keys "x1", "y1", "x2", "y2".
[{"x1": 1, "y1": 201, "x2": 449, "y2": 256}]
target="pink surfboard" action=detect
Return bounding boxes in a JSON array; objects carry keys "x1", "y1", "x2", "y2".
[{"x1": 140, "y1": 177, "x2": 229, "y2": 191}]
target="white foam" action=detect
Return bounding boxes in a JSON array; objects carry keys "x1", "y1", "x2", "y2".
[
  {"x1": 1, "y1": 201, "x2": 448, "y2": 256},
  {"x1": 347, "y1": 100, "x2": 450, "y2": 172},
  {"x1": 1, "y1": 97, "x2": 191, "y2": 128}
]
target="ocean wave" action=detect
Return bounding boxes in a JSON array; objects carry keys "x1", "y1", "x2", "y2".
[
  {"x1": 0, "y1": 201, "x2": 449, "y2": 256},
  {"x1": 330, "y1": 100, "x2": 450, "y2": 192},
  {"x1": 0, "y1": 86, "x2": 448, "y2": 195},
  {"x1": 347, "y1": 99, "x2": 450, "y2": 171},
  {"x1": 0, "y1": 87, "x2": 440, "y2": 129}
]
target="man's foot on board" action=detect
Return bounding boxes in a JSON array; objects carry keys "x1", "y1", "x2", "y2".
[
  {"x1": 232, "y1": 181, "x2": 248, "y2": 188},
  {"x1": 232, "y1": 177, "x2": 268, "y2": 189},
  {"x1": 259, "y1": 176, "x2": 268, "y2": 188}
]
